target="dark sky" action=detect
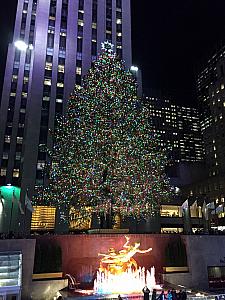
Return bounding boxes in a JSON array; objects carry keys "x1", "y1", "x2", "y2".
[{"x1": 1, "y1": 1, "x2": 225, "y2": 107}]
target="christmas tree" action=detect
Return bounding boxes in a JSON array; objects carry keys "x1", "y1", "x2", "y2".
[{"x1": 35, "y1": 42, "x2": 172, "y2": 222}]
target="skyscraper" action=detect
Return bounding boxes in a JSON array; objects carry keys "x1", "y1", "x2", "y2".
[
  {"x1": 195, "y1": 46, "x2": 225, "y2": 205},
  {"x1": 0, "y1": 0, "x2": 132, "y2": 201},
  {"x1": 144, "y1": 96, "x2": 204, "y2": 164}
]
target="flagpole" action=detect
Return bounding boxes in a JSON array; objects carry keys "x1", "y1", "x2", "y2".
[
  {"x1": 9, "y1": 190, "x2": 15, "y2": 235},
  {"x1": 23, "y1": 204, "x2": 27, "y2": 237}
]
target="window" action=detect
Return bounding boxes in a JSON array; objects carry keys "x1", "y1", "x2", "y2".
[
  {"x1": 44, "y1": 78, "x2": 51, "y2": 86},
  {"x1": 13, "y1": 169, "x2": 20, "y2": 178},
  {"x1": 47, "y1": 33, "x2": 54, "y2": 48},
  {"x1": 45, "y1": 62, "x2": 52, "y2": 70},
  {"x1": 4, "y1": 136, "x2": 11, "y2": 143},
  {"x1": 58, "y1": 65, "x2": 65, "y2": 73},
  {"x1": 0, "y1": 169, "x2": 7, "y2": 176},
  {"x1": 78, "y1": 19, "x2": 84, "y2": 26},
  {"x1": 15, "y1": 152, "x2": 21, "y2": 160},
  {"x1": 17, "y1": 137, "x2": 23, "y2": 144},
  {"x1": 77, "y1": 38, "x2": 83, "y2": 52},
  {"x1": 57, "y1": 82, "x2": 64, "y2": 87},
  {"x1": 76, "y1": 67, "x2": 82, "y2": 75}
]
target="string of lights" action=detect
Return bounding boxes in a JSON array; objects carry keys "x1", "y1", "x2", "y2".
[{"x1": 34, "y1": 43, "x2": 173, "y2": 221}]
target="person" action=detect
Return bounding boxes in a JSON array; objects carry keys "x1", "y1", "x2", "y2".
[
  {"x1": 142, "y1": 285, "x2": 150, "y2": 300},
  {"x1": 167, "y1": 290, "x2": 172, "y2": 300},
  {"x1": 171, "y1": 289, "x2": 177, "y2": 300},
  {"x1": 181, "y1": 290, "x2": 187, "y2": 300},
  {"x1": 152, "y1": 289, "x2": 157, "y2": 300},
  {"x1": 118, "y1": 295, "x2": 123, "y2": 300},
  {"x1": 177, "y1": 290, "x2": 182, "y2": 300},
  {"x1": 157, "y1": 290, "x2": 165, "y2": 300}
]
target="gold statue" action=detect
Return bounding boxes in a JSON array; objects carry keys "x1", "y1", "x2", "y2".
[{"x1": 98, "y1": 236, "x2": 152, "y2": 274}]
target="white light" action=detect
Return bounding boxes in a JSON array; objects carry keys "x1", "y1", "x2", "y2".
[
  {"x1": 175, "y1": 187, "x2": 180, "y2": 194},
  {"x1": 131, "y1": 66, "x2": 138, "y2": 72},
  {"x1": 14, "y1": 40, "x2": 28, "y2": 51},
  {"x1": 29, "y1": 44, "x2": 34, "y2": 50}
]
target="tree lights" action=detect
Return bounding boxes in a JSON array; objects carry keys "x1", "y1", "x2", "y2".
[{"x1": 34, "y1": 43, "x2": 172, "y2": 222}]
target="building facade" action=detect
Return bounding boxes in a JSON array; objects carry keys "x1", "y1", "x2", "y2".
[
  {"x1": 144, "y1": 97, "x2": 204, "y2": 164},
  {"x1": 0, "y1": 0, "x2": 132, "y2": 203},
  {"x1": 191, "y1": 45, "x2": 225, "y2": 207}
]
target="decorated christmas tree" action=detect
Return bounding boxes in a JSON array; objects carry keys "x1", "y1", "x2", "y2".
[{"x1": 34, "y1": 42, "x2": 172, "y2": 223}]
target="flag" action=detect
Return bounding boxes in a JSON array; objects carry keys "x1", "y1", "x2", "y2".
[
  {"x1": 181, "y1": 199, "x2": 189, "y2": 210},
  {"x1": 25, "y1": 193, "x2": 34, "y2": 213},
  {"x1": 190, "y1": 200, "x2": 198, "y2": 217},
  {"x1": 12, "y1": 191, "x2": 16, "y2": 204},
  {"x1": 202, "y1": 201, "x2": 209, "y2": 220},
  {"x1": 13, "y1": 192, "x2": 25, "y2": 215},
  {"x1": 216, "y1": 205, "x2": 224, "y2": 214},
  {"x1": 207, "y1": 202, "x2": 215, "y2": 210},
  {"x1": 18, "y1": 200, "x2": 25, "y2": 215},
  {"x1": 0, "y1": 192, "x2": 4, "y2": 210}
]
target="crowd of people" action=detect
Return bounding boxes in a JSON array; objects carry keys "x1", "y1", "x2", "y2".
[
  {"x1": 118, "y1": 287, "x2": 188, "y2": 300},
  {"x1": 154, "y1": 289, "x2": 187, "y2": 300}
]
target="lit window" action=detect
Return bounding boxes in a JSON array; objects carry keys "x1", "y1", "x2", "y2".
[
  {"x1": 13, "y1": 169, "x2": 20, "y2": 178},
  {"x1": 92, "y1": 23, "x2": 97, "y2": 29},
  {"x1": 117, "y1": 32, "x2": 122, "y2": 37},
  {"x1": 57, "y1": 82, "x2": 64, "y2": 87},
  {"x1": 56, "y1": 99, "x2": 63, "y2": 103},
  {"x1": 58, "y1": 65, "x2": 65, "y2": 73},
  {"x1": 43, "y1": 96, "x2": 50, "y2": 101},
  {"x1": 45, "y1": 62, "x2": 52, "y2": 70},
  {"x1": 12, "y1": 75, "x2": 18, "y2": 81},
  {"x1": 22, "y1": 92, "x2": 27, "y2": 97},
  {"x1": 17, "y1": 137, "x2": 23, "y2": 144},
  {"x1": 4, "y1": 136, "x2": 11, "y2": 143},
  {"x1": 78, "y1": 19, "x2": 84, "y2": 26},
  {"x1": 10, "y1": 92, "x2": 16, "y2": 97},
  {"x1": 116, "y1": 18, "x2": 122, "y2": 24},
  {"x1": 37, "y1": 161, "x2": 45, "y2": 170},
  {"x1": 23, "y1": 77, "x2": 29, "y2": 83},
  {"x1": 76, "y1": 67, "x2": 82, "y2": 75},
  {"x1": 20, "y1": 108, "x2": 26, "y2": 113},
  {"x1": 0, "y1": 169, "x2": 7, "y2": 176},
  {"x1": 44, "y1": 78, "x2": 51, "y2": 86},
  {"x1": 221, "y1": 83, "x2": 225, "y2": 90}
]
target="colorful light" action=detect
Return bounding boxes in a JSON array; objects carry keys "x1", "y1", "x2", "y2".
[
  {"x1": 93, "y1": 236, "x2": 159, "y2": 295},
  {"x1": 34, "y1": 44, "x2": 173, "y2": 221}
]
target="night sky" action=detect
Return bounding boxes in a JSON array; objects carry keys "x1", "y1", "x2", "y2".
[{"x1": 1, "y1": 1, "x2": 225, "y2": 107}]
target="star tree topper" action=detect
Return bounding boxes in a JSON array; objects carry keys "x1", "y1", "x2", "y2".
[{"x1": 101, "y1": 41, "x2": 114, "y2": 54}]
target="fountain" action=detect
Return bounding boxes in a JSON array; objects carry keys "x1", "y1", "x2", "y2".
[{"x1": 93, "y1": 236, "x2": 160, "y2": 296}]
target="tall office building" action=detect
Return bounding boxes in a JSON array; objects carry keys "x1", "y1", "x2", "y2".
[
  {"x1": 194, "y1": 45, "x2": 225, "y2": 206},
  {"x1": 0, "y1": 0, "x2": 132, "y2": 201},
  {"x1": 197, "y1": 46, "x2": 225, "y2": 177},
  {"x1": 144, "y1": 97, "x2": 204, "y2": 164}
]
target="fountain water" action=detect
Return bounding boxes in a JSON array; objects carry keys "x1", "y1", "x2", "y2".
[
  {"x1": 94, "y1": 266, "x2": 157, "y2": 295},
  {"x1": 93, "y1": 236, "x2": 160, "y2": 296}
]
